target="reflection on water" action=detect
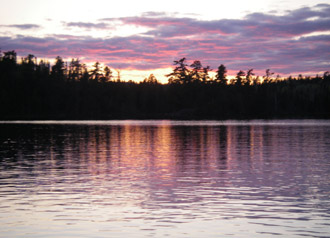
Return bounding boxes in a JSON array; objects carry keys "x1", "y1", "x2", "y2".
[{"x1": 0, "y1": 121, "x2": 330, "y2": 237}]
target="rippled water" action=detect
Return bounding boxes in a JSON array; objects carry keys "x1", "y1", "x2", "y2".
[{"x1": 1, "y1": 120, "x2": 330, "y2": 237}]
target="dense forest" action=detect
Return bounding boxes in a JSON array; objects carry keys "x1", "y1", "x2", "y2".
[{"x1": 0, "y1": 50, "x2": 329, "y2": 120}]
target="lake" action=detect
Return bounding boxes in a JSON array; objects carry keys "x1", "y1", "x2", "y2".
[{"x1": 1, "y1": 120, "x2": 330, "y2": 237}]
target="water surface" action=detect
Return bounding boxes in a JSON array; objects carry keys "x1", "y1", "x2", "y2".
[{"x1": 1, "y1": 120, "x2": 330, "y2": 237}]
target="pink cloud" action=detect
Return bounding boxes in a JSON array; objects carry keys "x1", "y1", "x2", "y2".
[{"x1": 1, "y1": 4, "x2": 329, "y2": 77}]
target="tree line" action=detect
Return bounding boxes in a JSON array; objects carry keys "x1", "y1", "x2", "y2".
[{"x1": 0, "y1": 50, "x2": 329, "y2": 119}]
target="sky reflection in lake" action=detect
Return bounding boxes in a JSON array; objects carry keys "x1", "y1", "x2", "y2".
[{"x1": 0, "y1": 121, "x2": 330, "y2": 237}]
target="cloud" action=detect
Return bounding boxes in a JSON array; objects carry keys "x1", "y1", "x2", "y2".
[
  {"x1": 1, "y1": 4, "x2": 329, "y2": 76},
  {"x1": 107, "y1": 4, "x2": 330, "y2": 39},
  {"x1": 65, "y1": 22, "x2": 109, "y2": 29},
  {"x1": 141, "y1": 12, "x2": 169, "y2": 17},
  {"x1": 1, "y1": 24, "x2": 41, "y2": 30}
]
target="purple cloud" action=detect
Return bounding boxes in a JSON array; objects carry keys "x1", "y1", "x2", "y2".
[
  {"x1": 1, "y1": 4, "x2": 329, "y2": 77},
  {"x1": 1, "y1": 24, "x2": 41, "y2": 30},
  {"x1": 110, "y1": 4, "x2": 330, "y2": 39}
]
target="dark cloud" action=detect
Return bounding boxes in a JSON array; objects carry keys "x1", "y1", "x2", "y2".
[
  {"x1": 1, "y1": 4, "x2": 329, "y2": 76},
  {"x1": 1, "y1": 24, "x2": 41, "y2": 30}
]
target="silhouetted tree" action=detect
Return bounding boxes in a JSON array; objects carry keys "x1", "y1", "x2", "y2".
[
  {"x1": 233, "y1": 70, "x2": 245, "y2": 86},
  {"x1": 36, "y1": 60, "x2": 50, "y2": 78},
  {"x1": 323, "y1": 71, "x2": 329, "y2": 81},
  {"x1": 201, "y1": 66, "x2": 211, "y2": 83},
  {"x1": 244, "y1": 69, "x2": 254, "y2": 85},
  {"x1": 79, "y1": 64, "x2": 90, "y2": 83},
  {"x1": 142, "y1": 74, "x2": 159, "y2": 84},
  {"x1": 1, "y1": 50, "x2": 17, "y2": 73},
  {"x1": 3, "y1": 50, "x2": 17, "y2": 63},
  {"x1": 167, "y1": 58, "x2": 190, "y2": 84},
  {"x1": 253, "y1": 75, "x2": 261, "y2": 85},
  {"x1": 51, "y1": 56, "x2": 65, "y2": 81},
  {"x1": 91, "y1": 62, "x2": 101, "y2": 82},
  {"x1": 115, "y1": 69, "x2": 121, "y2": 82},
  {"x1": 263, "y1": 69, "x2": 274, "y2": 83},
  {"x1": 215, "y1": 64, "x2": 227, "y2": 85},
  {"x1": 102, "y1": 66, "x2": 113, "y2": 83},
  {"x1": 190, "y1": 60, "x2": 203, "y2": 83},
  {"x1": 22, "y1": 54, "x2": 36, "y2": 69},
  {"x1": 68, "y1": 58, "x2": 82, "y2": 82},
  {"x1": 275, "y1": 74, "x2": 281, "y2": 82}
]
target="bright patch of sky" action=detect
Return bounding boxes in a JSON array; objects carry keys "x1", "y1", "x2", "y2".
[{"x1": 1, "y1": 0, "x2": 327, "y2": 38}]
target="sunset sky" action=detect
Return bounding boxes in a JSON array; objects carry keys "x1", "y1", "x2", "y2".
[{"x1": 0, "y1": 0, "x2": 329, "y2": 82}]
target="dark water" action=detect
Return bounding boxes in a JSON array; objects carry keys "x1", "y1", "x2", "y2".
[{"x1": 1, "y1": 120, "x2": 330, "y2": 237}]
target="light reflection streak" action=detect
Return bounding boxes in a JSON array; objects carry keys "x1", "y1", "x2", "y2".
[{"x1": 0, "y1": 122, "x2": 330, "y2": 237}]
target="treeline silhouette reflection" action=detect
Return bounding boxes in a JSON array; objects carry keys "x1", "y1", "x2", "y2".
[
  {"x1": 1, "y1": 122, "x2": 330, "y2": 237},
  {"x1": 1, "y1": 122, "x2": 329, "y2": 193}
]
